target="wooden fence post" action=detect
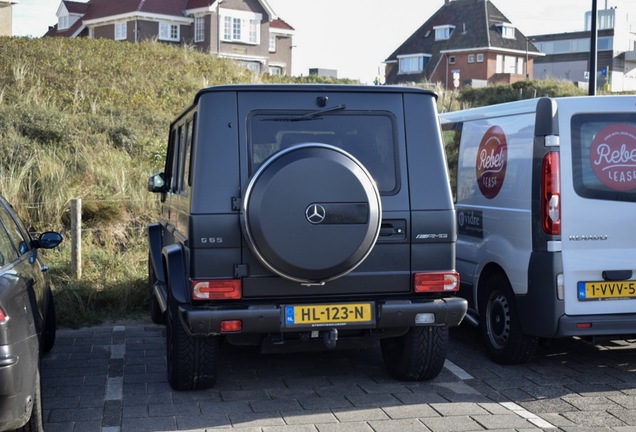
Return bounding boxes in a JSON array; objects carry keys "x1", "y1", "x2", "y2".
[{"x1": 71, "y1": 198, "x2": 82, "y2": 280}]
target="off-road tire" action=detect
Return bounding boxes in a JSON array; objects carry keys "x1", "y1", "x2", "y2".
[
  {"x1": 166, "y1": 298, "x2": 219, "y2": 390},
  {"x1": 148, "y1": 255, "x2": 165, "y2": 324},
  {"x1": 480, "y1": 273, "x2": 538, "y2": 364},
  {"x1": 381, "y1": 326, "x2": 448, "y2": 381}
]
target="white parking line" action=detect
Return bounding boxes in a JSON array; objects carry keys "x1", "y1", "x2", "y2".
[
  {"x1": 500, "y1": 401, "x2": 557, "y2": 429},
  {"x1": 444, "y1": 361, "x2": 557, "y2": 429},
  {"x1": 444, "y1": 359, "x2": 474, "y2": 380}
]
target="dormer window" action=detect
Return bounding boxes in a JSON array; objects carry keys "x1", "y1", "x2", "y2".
[
  {"x1": 497, "y1": 23, "x2": 516, "y2": 39},
  {"x1": 58, "y1": 14, "x2": 69, "y2": 30},
  {"x1": 434, "y1": 25, "x2": 455, "y2": 41},
  {"x1": 397, "y1": 54, "x2": 431, "y2": 74}
]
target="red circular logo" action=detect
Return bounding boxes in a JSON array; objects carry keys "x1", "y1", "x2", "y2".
[
  {"x1": 476, "y1": 126, "x2": 507, "y2": 199},
  {"x1": 590, "y1": 124, "x2": 636, "y2": 191}
]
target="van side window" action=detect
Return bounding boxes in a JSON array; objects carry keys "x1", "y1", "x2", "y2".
[{"x1": 571, "y1": 114, "x2": 636, "y2": 202}]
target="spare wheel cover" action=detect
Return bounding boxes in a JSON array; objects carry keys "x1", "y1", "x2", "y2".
[{"x1": 242, "y1": 143, "x2": 382, "y2": 283}]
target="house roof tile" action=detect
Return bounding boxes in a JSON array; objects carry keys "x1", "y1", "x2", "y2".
[
  {"x1": 64, "y1": 0, "x2": 90, "y2": 14},
  {"x1": 81, "y1": 0, "x2": 190, "y2": 21},
  {"x1": 186, "y1": 0, "x2": 217, "y2": 9},
  {"x1": 44, "y1": 18, "x2": 84, "y2": 37},
  {"x1": 270, "y1": 18, "x2": 294, "y2": 31}
]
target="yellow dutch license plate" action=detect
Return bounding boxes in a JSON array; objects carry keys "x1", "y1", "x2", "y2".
[
  {"x1": 578, "y1": 281, "x2": 636, "y2": 300},
  {"x1": 284, "y1": 303, "x2": 374, "y2": 327}
]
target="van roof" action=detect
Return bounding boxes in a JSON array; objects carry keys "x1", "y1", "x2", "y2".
[{"x1": 439, "y1": 95, "x2": 636, "y2": 125}]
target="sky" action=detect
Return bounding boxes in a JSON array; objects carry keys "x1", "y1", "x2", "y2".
[{"x1": 11, "y1": 0, "x2": 636, "y2": 84}]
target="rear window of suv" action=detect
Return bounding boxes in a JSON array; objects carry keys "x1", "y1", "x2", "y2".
[
  {"x1": 572, "y1": 113, "x2": 636, "y2": 202},
  {"x1": 249, "y1": 111, "x2": 399, "y2": 194}
]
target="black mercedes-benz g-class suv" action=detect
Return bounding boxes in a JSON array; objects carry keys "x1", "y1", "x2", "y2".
[{"x1": 148, "y1": 84, "x2": 466, "y2": 390}]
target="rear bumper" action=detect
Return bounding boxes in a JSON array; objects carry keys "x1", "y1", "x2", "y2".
[
  {"x1": 557, "y1": 313, "x2": 636, "y2": 338},
  {"x1": 182, "y1": 297, "x2": 468, "y2": 336}
]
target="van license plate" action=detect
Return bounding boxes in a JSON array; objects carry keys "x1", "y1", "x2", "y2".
[
  {"x1": 284, "y1": 303, "x2": 374, "y2": 327},
  {"x1": 578, "y1": 281, "x2": 636, "y2": 300}
]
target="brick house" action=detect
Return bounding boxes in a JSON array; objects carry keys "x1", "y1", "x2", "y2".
[
  {"x1": 45, "y1": 0, "x2": 294, "y2": 76},
  {"x1": 384, "y1": 0, "x2": 542, "y2": 88}
]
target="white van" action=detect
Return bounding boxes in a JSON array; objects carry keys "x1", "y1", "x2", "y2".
[{"x1": 440, "y1": 96, "x2": 636, "y2": 364}]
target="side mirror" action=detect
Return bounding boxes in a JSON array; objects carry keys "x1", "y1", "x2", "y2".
[
  {"x1": 148, "y1": 172, "x2": 167, "y2": 193},
  {"x1": 36, "y1": 231, "x2": 63, "y2": 249}
]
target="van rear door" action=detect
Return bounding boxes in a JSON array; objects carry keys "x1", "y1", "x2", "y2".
[{"x1": 558, "y1": 96, "x2": 636, "y2": 324}]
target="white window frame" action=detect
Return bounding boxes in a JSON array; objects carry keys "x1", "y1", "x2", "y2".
[
  {"x1": 477, "y1": 53, "x2": 484, "y2": 63},
  {"x1": 221, "y1": 9, "x2": 261, "y2": 45},
  {"x1": 434, "y1": 25, "x2": 455, "y2": 41},
  {"x1": 194, "y1": 16, "x2": 204, "y2": 43},
  {"x1": 269, "y1": 65, "x2": 283, "y2": 75},
  {"x1": 159, "y1": 22, "x2": 180, "y2": 42},
  {"x1": 516, "y1": 57, "x2": 524, "y2": 75},
  {"x1": 468, "y1": 54, "x2": 475, "y2": 63},
  {"x1": 504, "y1": 55, "x2": 516, "y2": 74},
  {"x1": 115, "y1": 21, "x2": 127, "y2": 40},
  {"x1": 449, "y1": 56, "x2": 456, "y2": 65},
  {"x1": 397, "y1": 54, "x2": 430, "y2": 74},
  {"x1": 58, "y1": 14, "x2": 69, "y2": 30},
  {"x1": 498, "y1": 23, "x2": 516, "y2": 39},
  {"x1": 269, "y1": 34, "x2": 276, "y2": 52},
  {"x1": 496, "y1": 54, "x2": 503, "y2": 73}
]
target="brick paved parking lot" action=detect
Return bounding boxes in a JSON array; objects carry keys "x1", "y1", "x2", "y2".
[{"x1": 41, "y1": 321, "x2": 636, "y2": 432}]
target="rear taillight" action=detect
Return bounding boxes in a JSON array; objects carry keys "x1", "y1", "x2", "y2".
[
  {"x1": 414, "y1": 271, "x2": 460, "y2": 293},
  {"x1": 0, "y1": 307, "x2": 7, "y2": 323},
  {"x1": 542, "y1": 152, "x2": 561, "y2": 235},
  {"x1": 192, "y1": 279, "x2": 242, "y2": 300}
]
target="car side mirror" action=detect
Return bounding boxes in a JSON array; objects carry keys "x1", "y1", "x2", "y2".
[
  {"x1": 148, "y1": 172, "x2": 167, "y2": 193},
  {"x1": 36, "y1": 231, "x2": 63, "y2": 249}
]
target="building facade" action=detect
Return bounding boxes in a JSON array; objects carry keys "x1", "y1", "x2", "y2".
[
  {"x1": 531, "y1": 6, "x2": 636, "y2": 91},
  {"x1": 45, "y1": 0, "x2": 294, "y2": 76}
]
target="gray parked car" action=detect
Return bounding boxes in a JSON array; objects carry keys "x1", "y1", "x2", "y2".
[
  {"x1": 0, "y1": 195, "x2": 62, "y2": 432},
  {"x1": 148, "y1": 84, "x2": 467, "y2": 390}
]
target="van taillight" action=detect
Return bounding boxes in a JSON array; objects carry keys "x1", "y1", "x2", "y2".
[
  {"x1": 0, "y1": 307, "x2": 7, "y2": 323},
  {"x1": 192, "y1": 279, "x2": 242, "y2": 300},
  {"x1": 542, "y1": 152, "x2": 561, "y2": 235}
]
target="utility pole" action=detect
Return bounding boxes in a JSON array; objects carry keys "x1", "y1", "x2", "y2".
[{"x1": 588, "y1": 0, "x2": 598, "y2": 95}]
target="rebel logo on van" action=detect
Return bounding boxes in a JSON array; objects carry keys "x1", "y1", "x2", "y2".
[
  {"x1": 590, "y1": 123, "x2": 636, "y2": 191},
  {"x1": 476, "y1": 126, "x2": 507, "y2": 199}
]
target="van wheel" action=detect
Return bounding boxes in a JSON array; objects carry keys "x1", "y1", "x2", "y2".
[
  {"x1": 166, "y1": 298, "x2": 219, "y2": 390},
  {"x1": 380, "y1": 326, "x2": 448, "y2": 381},
  {"x1": 480, "y1": 274, "x2": 537, "y2": 364},
  {"x1": 148, "y1": 255, "x2": 165, "y2": 324}
]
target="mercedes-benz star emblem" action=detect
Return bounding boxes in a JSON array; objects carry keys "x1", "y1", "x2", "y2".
[{"x1": 305, "y1": 204, "x2": 326, "y2": 224}]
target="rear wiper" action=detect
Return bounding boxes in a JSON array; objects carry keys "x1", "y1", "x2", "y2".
[{"x1": 265, "y1": 104, "x2": 346, "y2": 122}]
